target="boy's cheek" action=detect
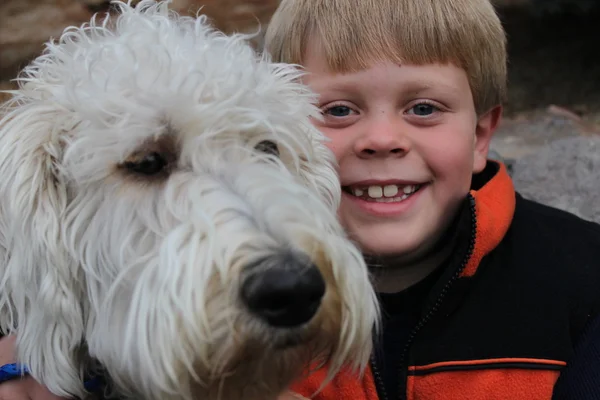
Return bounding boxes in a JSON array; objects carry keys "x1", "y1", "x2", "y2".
[{"x1": 319, "y1": 129, "x2": 345, "y2": 161}]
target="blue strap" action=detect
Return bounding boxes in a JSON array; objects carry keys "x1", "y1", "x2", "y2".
[
  {"x1": 0, "y1": 363, "x2": 103, "y2": 392},
  {"x1": 0, "y1": 363, "x2": 27, "y2": 382}
]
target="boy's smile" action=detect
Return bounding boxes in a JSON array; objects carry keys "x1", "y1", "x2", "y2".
[
  {"x1": 303, "y1": 42, "x2": 499, "y2": 260},
  {"x1": 342, "y1": 180, "x2": 427, "y2": 216}
]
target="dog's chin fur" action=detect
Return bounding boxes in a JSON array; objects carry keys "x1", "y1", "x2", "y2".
[{"x1": 0, "y1": 1, "x2": 379, "y2": 399}]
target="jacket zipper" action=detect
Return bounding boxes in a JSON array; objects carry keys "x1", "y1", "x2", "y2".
[
  {"x1": 371, "y1": 352, "x2": 389, "y2": 400},
  {"x1": 370, "y1": 194, "x2": 477, "y2": 400}
]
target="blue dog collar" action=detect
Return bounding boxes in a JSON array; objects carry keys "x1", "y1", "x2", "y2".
[
  {"x1": 0, "y1": 363, "x2": 26, "y2": 382},
  {"x1": 0, "y1": 363, "x2": 103, "y2": 392}
]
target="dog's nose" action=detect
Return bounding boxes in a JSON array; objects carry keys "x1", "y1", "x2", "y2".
[{"x1": 241, "y1": 253, "x2": 326, "y2": 328}]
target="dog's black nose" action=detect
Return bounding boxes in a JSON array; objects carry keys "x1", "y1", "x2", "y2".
[{"x1": 241, "y1": 253, "x2": 326, "y2": 328}]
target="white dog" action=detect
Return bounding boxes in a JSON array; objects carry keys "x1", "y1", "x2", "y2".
[{"x1": 0, "y1": 1, "x2": 378, "y2": 399}]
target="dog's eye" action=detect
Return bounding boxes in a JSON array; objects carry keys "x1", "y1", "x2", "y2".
[
  {"x1": 255, "y1": 140, "x2": 279, "y2": 157},
  {"x1": 123, "y1": 152, "x2": 168, "y2": 175}
]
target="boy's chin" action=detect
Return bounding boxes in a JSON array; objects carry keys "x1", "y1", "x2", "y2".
[
  {"x1": 349, "y1": 220, "x2": 449, "y2": 266},
  {"x1": 357, "y1": 233, "x2": 434, "y2": 263}
]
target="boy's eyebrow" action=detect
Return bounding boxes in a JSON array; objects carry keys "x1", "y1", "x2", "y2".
[
  {"x1": 305, "y1": 79, "x2": 360, "y2": 96},
  {"x1": 403, "y1": 82, "x2": 460, "y2": 95}
]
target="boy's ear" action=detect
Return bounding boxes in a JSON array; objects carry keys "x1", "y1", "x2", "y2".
[{"x1": 473, "y1": 105, "x2": 503, "y2": 173}]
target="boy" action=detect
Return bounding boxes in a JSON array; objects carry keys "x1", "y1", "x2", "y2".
[
  {"x1": 0, "y1": 1, "x2": 598, "y2": 399},
  {"x1": 264, "y1": 0, "x2": 600, "y2": 399}
]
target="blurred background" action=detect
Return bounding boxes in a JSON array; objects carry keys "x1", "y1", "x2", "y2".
[
  {"x1": 0, "y1": 0, "x2": 599, "y2": 221},
  {"x1": 1, "y1": 0, "x2": 599, "y2": 119}
]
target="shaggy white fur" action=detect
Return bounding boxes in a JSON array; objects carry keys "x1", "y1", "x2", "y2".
[{"x1": 0, "y1": 1, "x2": 378, "y2": 399}]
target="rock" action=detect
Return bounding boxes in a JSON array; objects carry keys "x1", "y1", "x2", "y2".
[
  {"x1": 510, "y1": 136, "x2": 600, "y2": 223},
  {"x1": 491, "y1": 113, "x2": 586, "y2": 160},
  {"x1": 491, "y1": 112, "x2": 599, "y2": 224}
]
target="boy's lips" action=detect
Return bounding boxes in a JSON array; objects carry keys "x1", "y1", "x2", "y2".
[{"x1": 344, "y1": 179, "x2": 425, "y2": 186}]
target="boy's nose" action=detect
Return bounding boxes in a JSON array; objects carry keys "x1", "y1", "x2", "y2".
[{"x1": 354, "y1": 116, "x2": 410, "y2": 158}]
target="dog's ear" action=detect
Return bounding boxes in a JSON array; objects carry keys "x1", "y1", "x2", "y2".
[{"x1": 0, "y1": 94, "x2": 87, "y2": 397}]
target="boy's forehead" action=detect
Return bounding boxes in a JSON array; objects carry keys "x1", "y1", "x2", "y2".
[
  {"x1": 303, "y1": 38, "x2": 467, "y2": 93},
  {"x1": 302, "y1": 36, "x2": 333, "y2": 73}
]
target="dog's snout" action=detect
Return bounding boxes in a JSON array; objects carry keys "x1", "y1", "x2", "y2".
[{"x1": 241, "y1": 253, "x2": 326, "y2": 328}]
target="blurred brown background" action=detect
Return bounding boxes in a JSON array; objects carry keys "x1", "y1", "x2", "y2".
[{"x1": 0, "y1": 0, "x2": 279, "y2": 101}]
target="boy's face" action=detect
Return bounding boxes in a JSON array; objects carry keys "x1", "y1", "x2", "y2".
[{"x1": 302, "y1": 44, "x2": 499, "y2": 260}]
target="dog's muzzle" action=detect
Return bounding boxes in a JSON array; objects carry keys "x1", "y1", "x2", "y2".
[{"x1": 241, "y1": 252, "x2": 326, "y2": 328}]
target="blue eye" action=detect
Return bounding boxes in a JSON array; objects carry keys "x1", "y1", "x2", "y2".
[
  {"x1": 325, "y1": 106, "x2": 352, "y2": 117},
  {"x1": 410, "y1": 103, "x2": 437, "y2": 116}
]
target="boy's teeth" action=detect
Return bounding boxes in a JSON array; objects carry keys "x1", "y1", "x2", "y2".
[
  {"x1": 403, "y1": 185, "x2": 415, "y2": 194},
  {"x1": 351, "y1": 184, "x2": 420, "y2": 199},
  {"x1": 383, "y1": 185, "x2": 398, "y2": 197},
  {"x1": 367, "y1": 186, "x2": 383, "y2": 198}
]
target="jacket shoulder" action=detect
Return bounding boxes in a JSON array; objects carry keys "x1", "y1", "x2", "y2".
[
  {"x1": 514, "y1": 194, "x2": 600, "y2": 241},
  {"x1": 506, "y1": 194, "x2": 600, "y2": 318}
]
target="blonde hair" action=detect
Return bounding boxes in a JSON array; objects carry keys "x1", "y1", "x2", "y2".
[{"x1": 264, "y1": 0, "x2": 507, "y2": 115}]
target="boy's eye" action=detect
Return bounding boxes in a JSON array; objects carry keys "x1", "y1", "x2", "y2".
[
  {"x1": 323, "y1": 105, "x2": 353, "y2": 117},
  {"x1": 409, "y1": 103, "x2": 438, "y2": 116}
]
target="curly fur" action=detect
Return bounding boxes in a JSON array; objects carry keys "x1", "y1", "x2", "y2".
[{"x1": 0, "y1": 1, "x2": 378, "y2": 399}]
